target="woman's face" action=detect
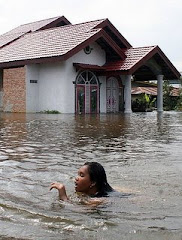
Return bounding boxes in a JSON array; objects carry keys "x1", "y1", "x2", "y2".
[{"x1": 75, "y1": 165, "x2": 93, "y2": 194}]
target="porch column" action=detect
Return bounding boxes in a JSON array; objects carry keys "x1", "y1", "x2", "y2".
[
  {"x1": 124, "y1": 75, "x2": 132, "y2": 113},
  {"x1": 157, "y1": 74, "x2": 164, "y2": 112}
]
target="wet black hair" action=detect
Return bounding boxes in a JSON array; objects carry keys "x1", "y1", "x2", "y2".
[{"x1": 84, "y1": 162, "x2": 113, "y2": 197}]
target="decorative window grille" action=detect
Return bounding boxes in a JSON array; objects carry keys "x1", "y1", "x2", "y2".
[{"x1": 75, "y1": 71, "x2": 99, "y2": 114}]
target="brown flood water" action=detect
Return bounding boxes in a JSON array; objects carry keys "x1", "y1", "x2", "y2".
[{"x1": 0, "y1": 111, "x2": 182, "y2": 240}]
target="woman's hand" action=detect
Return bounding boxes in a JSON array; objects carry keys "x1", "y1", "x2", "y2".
[{"x1": 50, "y1": 182, "x2": 68, "y2": 201}]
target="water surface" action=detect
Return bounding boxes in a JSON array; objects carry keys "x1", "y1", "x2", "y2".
[{"x1": 0, "y1": 112, "x2": 182, "y2": 240}]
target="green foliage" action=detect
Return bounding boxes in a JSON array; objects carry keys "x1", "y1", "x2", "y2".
[
  {"x1": 41, "y1": 110, "x2": 61, "y2": 114},
  {"x1": 175, "y1": 88, "x2": 182, "y2": 111},
  {"x1": 176, "y1": 76, "x2": 182, "y2": 111},
  {"x1": 142, "y1": 93, "x2": 156, "y2": 109},
  {"x1": 163, "y1": 80, "x2": 179, "y2": 111},
  {"x1": 132, "y1": 93, "x2": 156, "y2": 112}
]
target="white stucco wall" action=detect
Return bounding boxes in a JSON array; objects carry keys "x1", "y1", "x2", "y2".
[
  {"x1": 70, "y1": 42, "x2": 106, "y2": 65},
  {"x1": 26, "y1": 41, "x2": 107, "y2": 113},
  {"x1": 26, "y1": 65, "x2": 39, "y2": 112},
  {"x1": 38, "y1": 62, "x2": 66, "y2": 113}
]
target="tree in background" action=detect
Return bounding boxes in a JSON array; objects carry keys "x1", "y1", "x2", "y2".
[
  {"x1": 163, "y1": 80, "x2": 178, "y2": 110},
  {"x1": 132, "y1": 93, "x2": 156, "y2": 112},
  {"x1": 175, "y1": 76, "x2": 182, "y2": 111}
]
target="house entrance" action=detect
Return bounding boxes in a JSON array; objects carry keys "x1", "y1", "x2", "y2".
[
  {"x1": 106, "y1": 77, "x2": 119, "y2": 112},
  {"x1": 76, "y1": 70, "x2": 99, "y2": 114}
]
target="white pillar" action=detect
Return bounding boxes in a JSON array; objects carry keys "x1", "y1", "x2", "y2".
[
  {"x1": 124, "y1": 75, "x2": 132, "y2": 113},
  {"x1": 157, "y1": 74, "x2": 164, "y2": 112}
]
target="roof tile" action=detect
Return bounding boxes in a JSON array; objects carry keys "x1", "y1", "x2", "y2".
[
  {"x1": 104, "y1": 46, "x2": 157, "y2": 71},
  {"x1": 0, "y1": 19, "x2": 105, "y2": 63},
  {"x1": 132, "y1": 86, "x2": 180, "y2": 96}
]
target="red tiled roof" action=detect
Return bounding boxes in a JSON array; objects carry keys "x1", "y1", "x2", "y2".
[
  {"x1": 131, "y1": 86, "x2": 180, "y2": 96},
  {"x1": 131, "y1": 87, "x2": 157, "y2": 95},
  {"x1": 1, "y1": 18, "x2": 128, "y2": 67},
  {"x1": 0, "y1": 19, "x2": 107, "y2": 64},
  {"x1": 0, "y1": 16, "x2": 70, "y2": 48},
  {"x1": 104, "y1": 46, "x2": 157, "y2": 71}
]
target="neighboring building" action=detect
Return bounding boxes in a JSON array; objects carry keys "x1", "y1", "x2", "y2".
[
  {"x1": 150, "y1": 78, "x2": 182, "y2": 88},
  {"x1": 169, "y1": 72, "x2": 182, "y2": 88},
  {"x1": 131, "y1": 81, "x2": 180, "y2": 98},
  {"x1": 0, "y1": 16, "x2": 181, "y2": 113}
]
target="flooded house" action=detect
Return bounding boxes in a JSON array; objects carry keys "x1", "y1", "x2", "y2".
[{"x1": 0, "y1": 16, "x2": 180, "y2": 113}]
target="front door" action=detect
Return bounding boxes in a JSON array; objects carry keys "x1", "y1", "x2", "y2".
[{"x1": 106, "y1": 77, "x2": 119, "y2": 113}]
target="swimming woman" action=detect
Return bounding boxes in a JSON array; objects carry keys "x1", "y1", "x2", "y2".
[{"x1": 50, "y1": 162, "x2": 113, "y2": 201}]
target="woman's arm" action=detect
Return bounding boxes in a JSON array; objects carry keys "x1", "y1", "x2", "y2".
[{"x1": 50, "y1": 182, "x2": 68, "y2": 201}]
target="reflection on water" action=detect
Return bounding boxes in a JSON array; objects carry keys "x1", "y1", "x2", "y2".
[{"x1": 0, "y1": 112, "x2": 182, "y2": 240}]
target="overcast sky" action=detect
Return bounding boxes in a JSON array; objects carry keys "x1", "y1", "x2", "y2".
[{"x1": 0, "y1": 0, "x2": 181, "y2": 71}]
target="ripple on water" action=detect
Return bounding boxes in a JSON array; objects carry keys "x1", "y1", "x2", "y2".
[
  {"x1": 0, "y1": 155, "x2": 9, "y2": 161},
  {"x1": 0, "y1": 112, "x2": 182, "y2": 239}
]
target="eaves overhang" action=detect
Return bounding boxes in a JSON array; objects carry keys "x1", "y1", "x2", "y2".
[
  {"x1": 95, "y1": 19, "x2": 132, "y2": 49},
  {"x1": 73, "y1": 63, "x2": 106, "y2": 72},
  {"x1": 0, "y1": 55, "x2": 65, "y2": 68},
  {"x1": 63, "y1": 29, "x2": 126, "y2": 61}
]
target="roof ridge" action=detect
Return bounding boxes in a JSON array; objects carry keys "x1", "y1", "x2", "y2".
[
  {"x1": 56, "y1": 18, "x2": 107, "y2": 29},
  {"x1": 15, "y1": 19, "x2": 105, "y2": 37},
  {"x1": 0, "y1": 16, "x2": 66, "y2": 37},
  {"x1": 129, "y1": 45, "x2": 157, "y2": 49},
  {"x1": 19, "y1": 23, "x2": 102, "y2": 38},
  {"x1": 74, "y1": 18, "x2": 106, "y2": 25},
  {"x1": 18, "y1": 16, "x2": 61, "y2": 28}
]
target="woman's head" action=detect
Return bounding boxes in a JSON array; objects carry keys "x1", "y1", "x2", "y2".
[
  {"x1": 74, "y1": 164, "x2": 94, "y2": 194},
  {"x1": 84, "y1": 162, "x2": 113, "y2": 195},
  {"x1": 75, "y1": 162, "x2": 113, "y2": 196}
]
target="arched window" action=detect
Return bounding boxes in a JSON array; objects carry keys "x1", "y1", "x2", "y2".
[{"x1": 76, "y1": 71, "x2": 99, "y2": 114}]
